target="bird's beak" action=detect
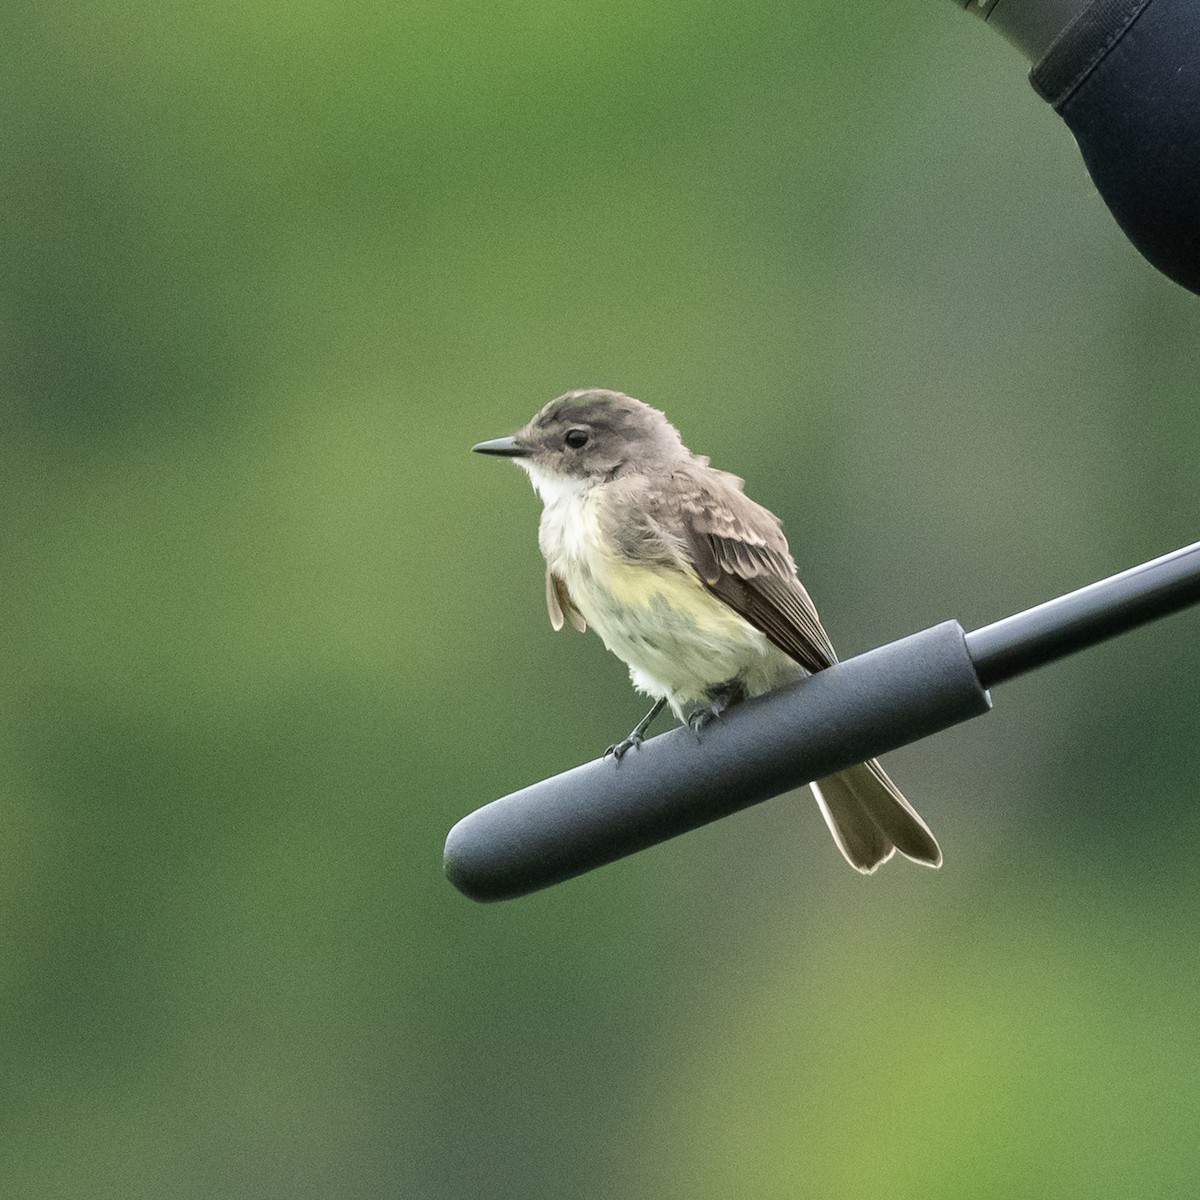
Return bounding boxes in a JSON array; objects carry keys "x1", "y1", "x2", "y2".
[{"x1": 471, "y1": 436, "x2": 530, "y2": 458}]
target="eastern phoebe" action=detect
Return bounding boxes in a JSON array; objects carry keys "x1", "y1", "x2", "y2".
[{"x1": 473, "y1": 389, "x2": 941, "y2": 873}]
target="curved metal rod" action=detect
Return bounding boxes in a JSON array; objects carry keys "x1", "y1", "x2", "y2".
[{"x1": 446, "y1": 541, "x2": 1200, "y2": 902}]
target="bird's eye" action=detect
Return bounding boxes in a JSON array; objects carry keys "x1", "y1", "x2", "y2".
[{"x1": 564, "y1": 429, "x2": 589, "y2": 449}]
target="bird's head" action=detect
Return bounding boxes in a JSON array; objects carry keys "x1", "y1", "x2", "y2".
[{"x1": 472, "y1": 389, "x2": 686, "y2": 497}]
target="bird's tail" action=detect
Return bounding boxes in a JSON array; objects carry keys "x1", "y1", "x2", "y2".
[{"x1": 810, "y1": 760, "x2": 942, "y2": 873}]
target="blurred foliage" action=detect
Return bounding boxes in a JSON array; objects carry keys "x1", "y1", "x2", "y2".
[{"x1": 3, "y1": 2, "x2": 1200, "y2": 1196}]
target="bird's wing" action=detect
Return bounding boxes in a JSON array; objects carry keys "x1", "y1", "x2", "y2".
[
  {"x1": 546, "y1": 566, "x2": 586, "y2": 632},
  {"x1": 672, "y1": 466, "x2": 838, "y2": 675}
]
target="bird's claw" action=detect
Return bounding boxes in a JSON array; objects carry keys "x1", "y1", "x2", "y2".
[
  {"x1": 604, "y1": 733, "x2": 644, "y2": 761},
  {"x1": 687, "y1": 683, "x2": 743, "y2": 737}
]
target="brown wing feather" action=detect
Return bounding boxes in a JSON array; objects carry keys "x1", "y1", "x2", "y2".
[{"x1": 672, "y1": 466, "x2": 838, "y2": 675}]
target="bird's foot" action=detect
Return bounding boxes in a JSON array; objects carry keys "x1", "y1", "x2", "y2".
[
  {"x1": 685, "y1": 704, "x2": 731, "y2": 737},
  {"x1": 686, "y1": 680, "x2": 746, "y2": 737},
  {"x1": 603, "y1": 697, "x2": 667, "y2": 762},
  {"x1": 604, "y1": 733, "x2": 644, "y2": 761}
]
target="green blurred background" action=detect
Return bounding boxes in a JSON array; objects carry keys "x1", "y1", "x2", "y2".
[{"x1": 5, "y1": 2, "x2": 1200, "y2": 1196}]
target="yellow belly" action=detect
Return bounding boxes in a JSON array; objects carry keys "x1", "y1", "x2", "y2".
[
  {"x1": 539, "y1": 483, "x2": 799, "y2": 713},
  {"x1": 569, "y1": 546, "x2": 794, "y2": 710}
]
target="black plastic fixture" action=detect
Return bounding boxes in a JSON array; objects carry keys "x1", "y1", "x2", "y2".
[{"x1": 959, "y1": 0, "x2": 1200, "y2": 295}]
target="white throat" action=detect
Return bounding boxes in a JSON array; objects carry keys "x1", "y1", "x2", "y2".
[{"x1": 518, "y1": 460, "x2": 593, "y2": 508}]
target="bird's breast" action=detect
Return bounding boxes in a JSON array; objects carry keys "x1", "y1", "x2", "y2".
[
  {"x1": 537, "y1": 485, "x2": 602, "y2": 574},
  {"x1": 539, "y1": 488, "x2": 676, "y2": 611},
  {"x1": 537, "y1": 489, "x2": 785, "y2": 698},
  {"x1": 527, "y1": 467, "x2": 802, "y2": 711}
]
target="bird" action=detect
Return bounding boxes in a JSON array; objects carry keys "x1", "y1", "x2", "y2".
[{"x1": 472, "y1": 389, "x2": 941, "y2": 873}]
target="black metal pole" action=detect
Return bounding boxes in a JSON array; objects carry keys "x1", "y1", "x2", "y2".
[
  {"x1": 966, "y1": 540, "x2": 1200, "y2": 687},
  {"x1": 445, "y1": 540, "x2": 1200, "y2": 902}
]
